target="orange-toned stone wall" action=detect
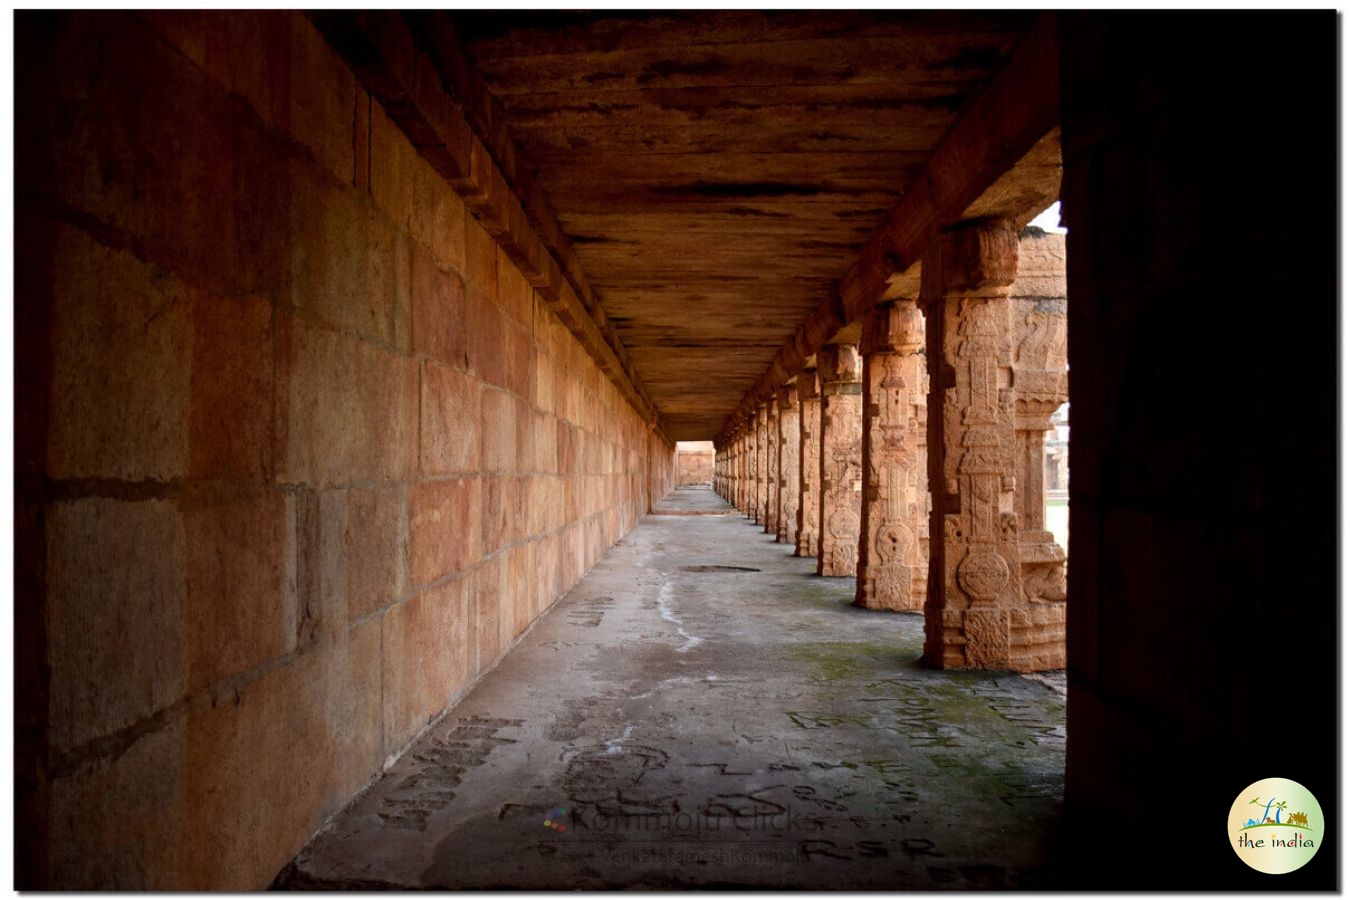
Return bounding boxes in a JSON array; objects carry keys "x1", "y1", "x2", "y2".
[
  {"x1": 15, "y1": 11, "x2": 674, "y2": 889},
  {"x1": 675, "y1": 442, "x2": 715, "y2": 485}
]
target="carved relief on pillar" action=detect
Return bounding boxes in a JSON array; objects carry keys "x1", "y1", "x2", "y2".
[
  {"x1": 1012, "y1": 292, "x2": 1068, "y2": 625},
  {"x1": 817, "y1": 344, "x2": 863, "y2": 577},
  {"x1": 777, "y1": 385, "x2": 800, "y2": 546},
  {"x1": 921, "y1": 219, "x2": 1066, "y2": 671},
  {"x1": 795, "y1": 368, "x2": 822, "y2": 558},
  {"x1": 856, "y1": 300, "x2": 930, "y2": 611}
]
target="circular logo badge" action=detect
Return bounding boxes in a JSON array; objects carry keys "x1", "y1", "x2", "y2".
[{"x1": 1228, "y1": 778, "x2": 1324, "y2": 874}]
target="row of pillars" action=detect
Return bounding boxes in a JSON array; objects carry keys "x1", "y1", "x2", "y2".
[{"x1": 713, "y1": 219, "x2": 1068, "y2": 672}]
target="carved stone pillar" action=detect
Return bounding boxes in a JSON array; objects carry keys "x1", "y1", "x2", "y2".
[
  {"x1": 739, "y1": 431, "x2": 749, "y2": 513},
  {"x1": 817, "y1": 344, "x2": 863, "y2": 577},
  {"x1": 745, "y1": 422, "x2": 758, "y2": 520},
  {"x1": 729, "y1": 437, "x2": 737, "y2": 506},
  {"x1": 856, "y1": 300, "x2": 929, "y2": 611},
  {"x1": 922, "y1": 219, "x2": 1063, "y2": 671},
  {"x1": 776, "y1": 385, "x2": 800, "y2": 546},
  {"x1": 795, "y1": 368, "x2": 822, "y2": 558},
  {"x1": 1013, "y1": 294, "x2": 1069, "y2": 629},
  {"x1": 734, "y1": 436, "x2": 744, "y2": 509},
  {"x1": 764, "y1": 400, "x2": 780, "y2": 535},
  {"x1": 755, "y1": 404, "x2": 770, "y2": 525}
]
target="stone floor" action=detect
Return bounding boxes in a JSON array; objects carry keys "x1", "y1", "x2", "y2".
[
  {"x1": 652, "y1": 484, "x2": 738, "y2": 515},
  {"x1": 276, "y1": 488, "x2": 1068, "y2": 890}
]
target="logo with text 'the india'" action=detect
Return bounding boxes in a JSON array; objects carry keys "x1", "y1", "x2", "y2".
[{"x1": 1228, "y1": 778, "x2": 1323, "y2": 874}]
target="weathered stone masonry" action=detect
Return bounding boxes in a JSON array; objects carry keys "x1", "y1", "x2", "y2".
[{"x1": 15, "y1": 11, "x2": 674, "y2": 889}]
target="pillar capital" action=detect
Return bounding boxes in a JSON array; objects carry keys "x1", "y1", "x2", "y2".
[
  {"x1": 922, "y1": 218, "x2": 1020, "y2": 303},
  {"x1": 861, "y1": 299, "x2": 924, "y2": 356},
  {"x1": 817, "y1": 344, "x2": 862, "y2": 386},
  {"x1": 777, "y1": 385, "x2": 796, "y2": 411}
]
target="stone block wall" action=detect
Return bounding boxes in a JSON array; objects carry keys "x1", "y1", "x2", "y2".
[
  {"x1": 15, "y1": 11, "x2": 674, "y2": 889},
  {"x1": 675, "y1": 441, "x2": 715, "y2": 485}
]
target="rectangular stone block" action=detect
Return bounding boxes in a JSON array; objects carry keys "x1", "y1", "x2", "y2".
[
  {"x1": 534, "y1": 534, "x2": 561, "y2": 617},
  {"x1": 287, "y1": 14, "x2": 357, "y2": 185},
  {"x1": 48, "y1": 719, "x2": 186, "y2": 890},
  {"x1": 190, "y1": 294, "x2": 274, "y2": 480},
  {"x1": 533, "y1": 411, "x2": 558, "y2": 474},
  {"x1": 369, "y1": 99, "x2": 417, "y2": 236},
  {"x1": 465, "y1": 291, "x2": 508, "y2": 389},
  {"x1": 557, "y1": 421, "x2": 578, "y2": 475},
  {"x1": 464, "y1": 219, "x2": 499, "y2": 307},
  {"x1": 296, "y1": 487, "x2": 410, "y2": 642},
  {"x1": 411, "y1": 240, "x2": 468, "y2": 370},
  {"x1": 563, "y1": 477, "x2": 581, "y2": 524},
  {"x1": 31, "y1": 15, "x2": 289, "y2": 298},
  {"x1": 420, "y1": 360, "x2": 480, "y2": 475},
  {"x1": 46, "y1": 497, "x2": 186, "y2": 755},
  {"x1": 381, "y1": 574, "x2": 473, "y2": 756},
  {"x1": 481, "y1": 475, "x2": 511, "y2": 556},
  {"x1": 410, "y1": 477, "x2": 482, "y2": 587},
  {"x1": 496, "y1": 247, "x2": 533, "y2": 327},
  {"x1": 276, "y1": 314, "x2": 417, "y2": 486},
  {"x1": 480, "y1": 387, "x2": 517, "y2": 474},
  {"x1": 525, "y1": 476, "x2": 550, "y2": 539},
  {"x1": 561, "y1": 525, "x2": 584, "y2": 590},
  {"x1": 504, "y1": 543, "x2": 535, "y2": 643},
  {"x1": 183, "y1": 485, "x2": 296, "y2": 693},
  {"x1": 146, "y1": 13, "x2": 354, "y2": 187},
  {"x1": 534, "y1": 347, "x2": 556, "y2": 414},
  {"x1": 344, "y1": 485, "x2": 409, "y2": 622},
  {"x1": 474, "y1": 553, "x2": 504, "y2": 672},
  {"x1": 409, "y1": 155, "x2": 467, "y2": 278},
  {"x1": 289, "y1": 159, "x2": 404, "y2": 348},
  {"x1": 137, "y1": 12, "x2": 289, "y2": 137},
  {"x1": 181, "y1": 618, "x2": 381, "y2": 889},
  {"x1": 513, "y1": 395, "x2": 537, "y2": 473},
  {"x1": 504, "y1": 320, "x2": 535, "y2": 402},
  {"x1": 353, "y1": 86, "x2": 371, "y2": 193},
  {"x1": 48, "y1": 225, "x2": 191, "y2": 481}
]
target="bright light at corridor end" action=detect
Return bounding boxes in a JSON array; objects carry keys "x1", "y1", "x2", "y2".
[{"x1": 1028, "y1": 201, "x2": 1067, "y2": 234}]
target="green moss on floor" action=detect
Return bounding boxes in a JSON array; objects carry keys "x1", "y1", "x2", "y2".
[{"x1": 791, "y1": 639, "x2": 923, "y2": 682}]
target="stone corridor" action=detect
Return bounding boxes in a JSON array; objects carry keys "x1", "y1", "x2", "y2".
[
  {"x1": 16, "y1": 11, "x2": 1335, "y2": 891},
  {"x1": 277, "y1": 488, "x2": 1065, "y2": 890}
]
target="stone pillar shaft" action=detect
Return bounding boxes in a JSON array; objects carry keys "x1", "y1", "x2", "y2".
[
  {"x1": 747, "y1": 422, "x2": 759, "y2": 519},
  {"x1": 776, "y1": 386, "x2": 800, "y2": 545},
  {"x1": 795, "y1": 369, "x2": 821, "y2": 558},
  {"x1": 765, "y1": 401, "x2": 780, "y2": 535},
  {"x1": 856, "y1": 301, "x2": 930, "y2": 611},
  {"x1": 761, "y1": 404, "x2": 772, "y2": 523},
  {"x1": 1012, "y1": 289, "x2": 1069, "y2": 618},
  {"x1": 740, "y1": 435, "x2": 748, "y2": 512},
  {"x1": 921, "y1": 219, "x2": 1064, "y2": 672},
  {"x1": 817, "y1": 344, "x2": 863, "y2": 577}
]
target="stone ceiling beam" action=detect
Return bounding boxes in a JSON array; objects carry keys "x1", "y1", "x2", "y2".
[{"x1": 716, "y1": 13, "x2": 1060, "y2": 448}]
